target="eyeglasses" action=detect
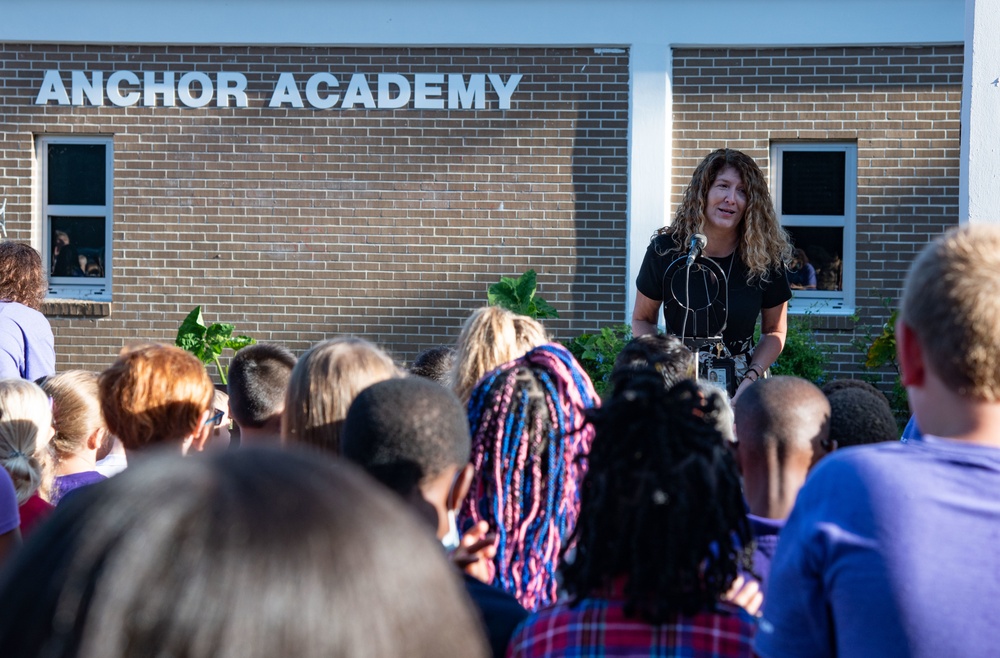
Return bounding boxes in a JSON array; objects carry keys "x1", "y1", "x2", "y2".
[{"x1": 206, "y1": 409, "x2": 225, "y2": 427}]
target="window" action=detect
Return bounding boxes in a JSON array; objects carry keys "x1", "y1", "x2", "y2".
[
  {"x1": 38, "y1": 136, "x2": 113, "y2": 301},
  {"x1": 771, "y1": 143, "x2": 857, "y2": 314}
]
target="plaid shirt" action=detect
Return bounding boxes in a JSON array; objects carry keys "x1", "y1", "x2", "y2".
[{"x1": 506, "y1": 596, "x2": 756, "y2": 657}]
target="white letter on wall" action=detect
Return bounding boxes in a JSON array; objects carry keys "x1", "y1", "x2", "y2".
[
  {"x1": 377, "y1": 74, "x2": 411, "y2": 109},
  {"x1": 71, "y1": 71, "x2": 103, "y2": 106},
  {"x1": 448, "y1": 74, "x2": 485, "y2": 109},
  {"x1": 143, "y1": 71, "x2": 176, "y2": 107},
  {"x1": 305, "y1": 73, "x2": 340, "y2": 109},
  {"x1": 269, "y1": 73, "x2": 304, "y2": 108},
  {"x1": 35, "y1": 70, "x2": 70, "y2": 105},
  {"x1": 178, "y1": 72, "x2": 214, "y2": 108},
  {"x1": 341, "y1": 74, "x2": 376, "y2": 110},
  {"x1": 107, "y1": 71, "x2": 140, "y2": 107},
  {"x1": 488, "y1": 73, "x2": 523, "y2": 110},
  {"x1": 414, "y1": 74, "x2": 444, "y2": 109},
  {"x1": 217, "y1": 72, "x2": 249, "y2": 108}
]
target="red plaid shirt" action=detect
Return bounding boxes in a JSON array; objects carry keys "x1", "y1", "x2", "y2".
[{"x1": 506, "y1": 596, "x2": 756, "y2": 657}]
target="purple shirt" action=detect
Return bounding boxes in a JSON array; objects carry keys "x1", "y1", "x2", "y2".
[
  {"x1": 0, "y1": 301, "x2": 55, "y2": 381},
  {"x1": 756, "y1": 438, "x2": 1000, "y2": 658},
  {"x1": 747, "y1": 514, "x2": 784, "y2": 595},
  {"x1": 0, "y1": 469, "x2": 18, "y2": 535},
  {"x1": 51, "y1": 471, "x2": 106, "y2": 505}
]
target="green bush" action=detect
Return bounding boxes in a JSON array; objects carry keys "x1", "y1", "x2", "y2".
[
  {"x1": 487, "y1": 269, "x2": 559, "y2": 320},
  {"x1": 763, "y1": 314, "x2": 831, "y2": 385},
  {"x1": 852, "y1": 302, "x2": 909, "y2": 427},
  {"x1": 175, "y1": 306, "x2": 256, "y2": 385},
  {"x1": 567, "y1": 324, "x2": 632, "y2": 395}
]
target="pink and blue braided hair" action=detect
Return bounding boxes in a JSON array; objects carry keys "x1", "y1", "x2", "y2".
[{"x1": 459, "y1": 342, "x2": 599, "y2": 611}]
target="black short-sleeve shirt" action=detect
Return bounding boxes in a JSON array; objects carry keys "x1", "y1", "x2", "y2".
[{"x1": 636, "y1": 235, "x2": 792, "y2": 357}]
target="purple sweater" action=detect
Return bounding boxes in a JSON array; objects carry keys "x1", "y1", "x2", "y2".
[{"x1": 0, "y1": 301, "x2": 55, "y2": 381}]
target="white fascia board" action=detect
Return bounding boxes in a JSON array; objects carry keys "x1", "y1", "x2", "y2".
[{"x1": 0, "y1": 0, "x2": 962, "y2": 47}]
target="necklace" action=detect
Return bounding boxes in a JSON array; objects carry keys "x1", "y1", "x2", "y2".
[{"x1": 709, "y1": 250, "x2": 737, "y2": 288}]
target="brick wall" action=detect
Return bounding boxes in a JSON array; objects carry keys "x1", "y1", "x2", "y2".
[
  {"x1": 672, "y1": 45, "x2": 963, "y2": 387},
  {"x1": 0, "y1": 45, "x2": 629, "y2": 373}
]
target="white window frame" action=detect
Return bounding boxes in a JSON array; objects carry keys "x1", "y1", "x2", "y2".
[
  {"x1": 37, "y1": 135, "x2": 113, "y2": 301},
  {"x1": 771, "y1": 142, "x2": 857, "y2": 316}
]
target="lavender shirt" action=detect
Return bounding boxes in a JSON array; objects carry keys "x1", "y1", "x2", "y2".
[
  {"x1": 51, "y1": 471, "x2": 106, "y2": 505},
  {"x1": 0, "y1": 301, "x2": 55, "y2": 381},
  {"x1": 0, "y1": 469, "x2": 17, "y2": 534},
  {"x1": 756, "y1": 438, "x2": 1000, "y2": 658}
]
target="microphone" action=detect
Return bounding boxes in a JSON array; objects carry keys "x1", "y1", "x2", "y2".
[{"x1": 685, "y1": 233, "x2": 708, "y2": 268}]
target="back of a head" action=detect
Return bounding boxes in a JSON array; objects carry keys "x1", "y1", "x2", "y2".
[
  {"x1": 563, "y1": 369, "x2": 751, "y2": 622},
  {"x1": 451, "y1": 306, "x2": 548, "y2": 403},
  {"x1": 824, "y1": 385, "x2": 899, "y2": 448},
  {"x1": 41, "y1": 370, "x2": 105, "y2": 462},
  {"x1": 0, "y1": 379, "x2": 53, "y2": 504},
  {"x1": 409, "y1": 346, "x2": 455, "y2": 386},
  {"x1": 901, "y1": 225, "x2": 1000, "y2": 400},
  {"x1": 342, "y1": 377, "x2": 471, "y2": 497},
  {"x1": 734, "y1": 375, "x2": 830, "y2": 464},
  {"x1": 460, "y1": 342, "x2": 598, "y2": 611},
  {"x1": 0, "y1": 447, "x2": 488, "y2": 658},
  {"x1": 610, "y1": 334, "x2": 695, "y2": 392},
  {"x1": 0, "y1": 242, "x2": 46, "y2": 311},
  {"x1": 281, "y1": 337, "x2": 399, "y2": 453},
  {"x1": 227, "y1": 343, "x2": 296, "y2": 429},
  {"x1": 98, "y1": 344, "x2": 214, "y2": 451}
]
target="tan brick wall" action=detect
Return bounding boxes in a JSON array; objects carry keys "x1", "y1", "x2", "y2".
[
  {"x1": 0, "y1": 45, "x2": 629, "y2": 374},
  {"x1": 672, "y1": 45, "x2": 962, "y2": 383}
]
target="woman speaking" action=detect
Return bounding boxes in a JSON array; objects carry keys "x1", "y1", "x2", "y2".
[{"x1": 632, "y1": 149, "x2": 792, "y2": 400}]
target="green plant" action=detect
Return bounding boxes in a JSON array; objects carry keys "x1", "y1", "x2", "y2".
[
  {"x1": 487, "y1": 269, "x2": 559, "y2": 320},
  {"x1": 175, "y1": 306, "x2": 256, "y2": 385},
  {"x1": 567, "y1": 324, "x2": 632, "y2": 395},
  {"x1": 762, "y1": 314, "x2": 831, "y2": 385},
  {"x1": 854, "y1": 303, "x2": 908, "y2": 426}
]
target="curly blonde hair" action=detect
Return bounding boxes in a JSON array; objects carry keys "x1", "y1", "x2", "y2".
[{"x1": 660, "y1": 149, "x2": 792, "y2": 284}]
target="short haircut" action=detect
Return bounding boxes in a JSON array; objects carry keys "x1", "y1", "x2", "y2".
[
  {"x1": 227, "y1": 343, "x2": 297, "y2": 428},
  {"x1": 0, "y1": 242, "x2": 46, "y2": 311},
  {"x1": 409, "y1": 346, "x2": 455, "y2": 385},
  {"x1": 734, "y1": 375, "x2": 830, "y2": 459},
  {"x1": 901, "y1": 225, "x2": 1000, "y2": 400},
  {"x1": 823, "y1": 384, "x2": 898, "y2": 447},
  {"x1": 99, "y1": 344, "x2": 214, "y2": 451},
  {"x1": 0, "y1": 379, "x2": 53, "y2": 503},
  {"x1": 342, "y1": 378, "x2": 470, "y2": 497},
  {"x1": 281, "y1": 337, "x2": 400, "y2": 453},
  {"x1": 610, "y1": 334, "x2": 695, "y2": 392},
  {"x1": 0, "y1": 447, "x2": 488, "y2": 658},
  {"x1": 40, "y1": 370, "x2": 106, "y2": 460},
  {"x1": 450, "y1": 306, "x2": 548, "y2": 403}
]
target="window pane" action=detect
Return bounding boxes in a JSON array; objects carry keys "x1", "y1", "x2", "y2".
[
  {"x1": 781, "y1": 151, "x2": 845, "y2": 216},
  {"x1": 785, "y1": 226, "x2": 843, "y2": 291},
  {"x1": 50, "y1": 217, "x2": 106, "y2": 278},
  {"x1": 47, "y1": 144, "x2": 106, "y2": 206}
]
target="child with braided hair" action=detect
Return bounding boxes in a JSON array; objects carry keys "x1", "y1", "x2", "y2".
[
  {"x1": 459, "y1": 342, "x2": 599, "y2": 612},
  {"x1": 507, "y1": 369, "x2": 759, "y2": 657}
]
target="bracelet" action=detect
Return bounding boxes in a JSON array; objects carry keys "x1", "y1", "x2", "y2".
[
  {"x1": 742, "y1": 370, "x2": 759, "y2": 383},
  {"x1": 747, "y1": 363, "x2": 765, "y2": 379}
]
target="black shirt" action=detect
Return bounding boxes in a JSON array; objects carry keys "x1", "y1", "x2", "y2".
[{"x1": 635, "y1": 234, "x2": 792, "y2": 357}]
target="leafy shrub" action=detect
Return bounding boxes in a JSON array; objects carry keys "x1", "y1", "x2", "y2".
[
  {"x1": 764, "y1": 314, "x2": 831, "y2": 385},
  {"x1": 175, "y1": 306, "x2": 256, "y2": 385},
  {"x1": 567, "y1": 324, "x2": 632, "y2": 395},
  {"x1": 487, "y1": 269, "x2": 559, "y2": 320}
]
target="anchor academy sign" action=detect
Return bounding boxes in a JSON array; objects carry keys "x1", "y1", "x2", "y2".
[{"x1": 35, "y1": 70, "x2": 524, "y2": 110}]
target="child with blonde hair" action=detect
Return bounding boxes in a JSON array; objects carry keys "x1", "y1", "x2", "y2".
[
  {"x1": 41, "y1": 371, "x2": 110, "y2": 504},
  {"x1": 0, "y1": 379, "x2": 55, "y2": 535}
]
